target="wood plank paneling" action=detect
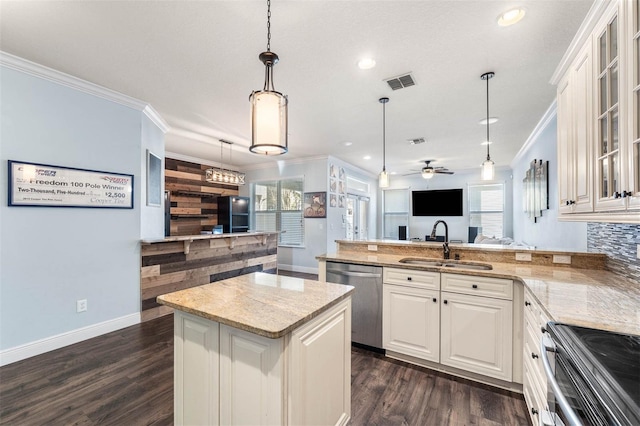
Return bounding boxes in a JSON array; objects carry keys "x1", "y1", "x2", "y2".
[
  {"x1": 165, "y1": 158, "x2": 240, "y2": 236},
  {"x1": 140, "y1": 234, "x2": 278, "y2": 321}
]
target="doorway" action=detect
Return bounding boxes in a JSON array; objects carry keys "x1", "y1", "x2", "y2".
[{"x1": 345, "y1": 194, "x2": 369, "y2": 240}]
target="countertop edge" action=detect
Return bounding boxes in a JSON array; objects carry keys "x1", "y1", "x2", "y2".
[{"x1": 142, "y1": 231, "x2": 278, "y2": 244}]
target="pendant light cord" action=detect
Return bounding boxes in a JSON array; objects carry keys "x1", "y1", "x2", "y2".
[
  {"x1": 486, "y1": 74, "x2": 490, "y2": 161},
  {"x1": 382, "y1": 101, "x2": 386, "y2": 171},
  {"x1": 266, "y1": 0, "x2": 271, "y2": 52}
]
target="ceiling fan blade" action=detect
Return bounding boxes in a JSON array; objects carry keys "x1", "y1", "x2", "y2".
[
  {"x1": 402, "y1": 171, "x2": 422, "y2": 176},
  {"x1": 435, "y1": 170, "x2": 455, "y2": 174}
]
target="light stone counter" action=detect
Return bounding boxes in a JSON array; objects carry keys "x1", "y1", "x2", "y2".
[
  {"x1": 318, "y1": 251, "x2": 640, "y2": 336},
  {"x1": 157, "y1": 272, "x2": 354, "y2": 338}
]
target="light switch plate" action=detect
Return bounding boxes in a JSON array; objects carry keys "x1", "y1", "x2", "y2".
[
  {"x1": 515, "y1": 252, "x2": 532, "y2": 261},
  {"x1": 367, "y1": 244, "x2": 378, "y2": 251},
  {"x1": 553, "y1": 255, "x2": 572, "y2": 265}
]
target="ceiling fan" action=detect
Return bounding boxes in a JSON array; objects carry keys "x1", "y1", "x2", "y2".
[{"x1": 405, "y1": 160, "x2": 455, "y2": 179}]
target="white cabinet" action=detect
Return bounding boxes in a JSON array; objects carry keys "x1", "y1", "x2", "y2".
[
  {"x1": 440, "y1": 291, "x2": 513, "y2": 382},
  {"x1": 382, "y1": 268, "x2": 440, "y2": 362},
  {"x1": 173, "y1": 298, "x2": 351, "y2": 426},
  {"x1": 557, "y1": 39, "x2": 594, "y2": 214},
  {"x1": 383, "y1": 284, "x2": 440, "y2": 362},
  {"x1": 522, "y1": 288, "x2": 551, "y2": 426},
  {"x1": 555, "y1": 0, "x2": 640, "y2": 221},
  {"x1": 383, "y1": 269, "x2": 514, "y2": 383}
]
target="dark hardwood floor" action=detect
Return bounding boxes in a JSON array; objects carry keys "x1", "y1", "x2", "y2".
[{"x1": 0, "y1": 271, "x2": 529, "y2": 425}]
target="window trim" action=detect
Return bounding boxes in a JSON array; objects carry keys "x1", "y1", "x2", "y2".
[{"x1": 252, "y1": 177, "x2": 305, "y2": 248}]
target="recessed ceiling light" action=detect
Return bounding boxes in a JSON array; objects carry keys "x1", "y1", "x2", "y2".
[
  {"x1": 390, "y1": 171, "x2": 397, "y2": 175},
  {"x1": 479, "y1": 117, "x2": 499, "y2": 125},
  {"x1": 343, "y1": 141, "x2": 353, "y2": 146},
  {"x1": 363, "y1": 155, "x2": 372, "y2": 160},
  {"x1": 357, "y1": 58, "x2": 376, "y2": 70},
  {"x1": 498, "y1": 8, "x2": 526, "y2": 26},
  {"x1": 481, "y1": 141, "x2": 493, "y2": 146}
]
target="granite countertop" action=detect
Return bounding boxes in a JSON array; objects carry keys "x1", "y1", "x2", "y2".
[
  {"x1": 142, "y1": 231, "x2": 277, "y2": 244},
  {"x1": 319, "y1": 252, "x2": 640, "y2": 336},
  {"x1": 157, "y1": 272, "x2": 354, "y2": 338}
]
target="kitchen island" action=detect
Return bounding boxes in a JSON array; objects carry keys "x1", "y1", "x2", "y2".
[
  {"x1": 141, "y1": 231, "x2": 278, "y2": 321},
  {"x1": 157, "y1": 272, "x2": 354, "y2": 426}
]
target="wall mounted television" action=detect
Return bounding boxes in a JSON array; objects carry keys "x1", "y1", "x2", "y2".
[{"x1": 412, "y1": 189, "x2": 463, "y2": 216}]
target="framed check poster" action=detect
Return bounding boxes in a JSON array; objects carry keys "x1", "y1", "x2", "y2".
[{"x1": 8, "y1": 160, "x2": 134, "y2": 209}]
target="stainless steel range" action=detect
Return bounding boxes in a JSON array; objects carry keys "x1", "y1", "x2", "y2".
[{"x1": 541, "y1": 322, "x2": 640, "y2": 426}]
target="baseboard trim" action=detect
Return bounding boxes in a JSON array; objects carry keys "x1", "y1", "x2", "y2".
[
  {"x1": 0, "y1": 313, "x2": 141, "y2": 367},
  {"x1": 277, "y1": 263, "x2": 319, "y2": 275}
]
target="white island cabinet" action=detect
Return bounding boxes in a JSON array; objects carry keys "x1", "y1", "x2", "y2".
[{"x1": 158, "y1": 272, "x2": 353, "y2": 426}]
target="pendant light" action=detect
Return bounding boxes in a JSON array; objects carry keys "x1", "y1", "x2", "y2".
[
  {"x1": 481, "y1": 72, "x2": 495, "y2": 181},
  {"x1": 249, "y1": 0, "x2": 288, "y2": 155},
  {"x1": 379, "y1": 97, "x2": 390, "y2": 188}
]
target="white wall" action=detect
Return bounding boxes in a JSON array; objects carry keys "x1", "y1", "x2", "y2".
[
  {"x1": 0, "y1": 59, "x2": 165, "y2": 362},
  {"x1": 380, "y1": 168, "x2": 514, "y2": 242},
  {"x1": 511, "y1": 111, "x2": 587, "y2": 251}
]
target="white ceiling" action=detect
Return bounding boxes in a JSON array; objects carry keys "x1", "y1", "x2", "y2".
[{"x1": 0, "y1": 0, "x2": 593, "y2": 177}]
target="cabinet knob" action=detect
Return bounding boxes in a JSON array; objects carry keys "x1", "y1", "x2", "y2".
[
  {"x1": 407, "y1": 277, "x2": 412, "y2": 281},
  {"x1": 443, "y1": 300, "x2": 448, "y2": 305},
  {"x1": 541, "y1": 327, "x2": 547, "y2": 334},
  {"x1": 472, "y1": 284, "x2": 478, "y2": 289},
  {"x1": 531, "y1": 352, "x2": 539, "y2": 359},
  {"x1": 432, "y1": 298, "x2": 437, "y2": 303},
  {"x1": 525, "y1": 301, "x2": 531, "y2": 307}
]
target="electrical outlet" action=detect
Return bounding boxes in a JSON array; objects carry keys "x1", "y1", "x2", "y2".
[
  {"x1": 367, "y1": 244, "x2": 378, "y2": 251},
  {"x1": 515, "y1": 252, "x2": 532, "y2": 262},
  {"x1": 76, "y1": 299, "x2": 87, "y2": 313},
  {"x1": 553, "y1": 255, "x2": 572, "y2": 265}
]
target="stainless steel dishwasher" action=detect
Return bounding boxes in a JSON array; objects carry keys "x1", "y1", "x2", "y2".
[{"x1": 325, "y1": 261, "x2": 383, "y2": 350}]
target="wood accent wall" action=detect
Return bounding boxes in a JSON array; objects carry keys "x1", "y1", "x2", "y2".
[
  {"x1": 141, "y1": 234, "x2": 278, "y2": 321},
  {"x1": 165, "y1": 158, "x2": 239, "y2": 236}
]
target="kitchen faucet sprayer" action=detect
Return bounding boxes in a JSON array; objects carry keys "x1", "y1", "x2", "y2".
[{"x1": 431, "y1": 220, "x2": 450, "y2": 260}]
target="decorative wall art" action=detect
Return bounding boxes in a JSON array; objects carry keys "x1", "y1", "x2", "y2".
[
  {"x1": 8, "y1": 160, "x2": 134, "y2": 209},
  {"x1": 303, "y1": 192, "x2": 327, "y2": 218},
  {"x1": 523, "y1": 159, "x2": 549, "y2": 222}
]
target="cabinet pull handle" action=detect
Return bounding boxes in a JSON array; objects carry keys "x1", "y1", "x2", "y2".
[
  {"x1": 614, "y1": 191, "x2": 622, "y2": 199},
  {"x1": 472, "y1": 284, "x2": 478, "y2": 289},
  {"x1": 541, "y1": 326, "x2": 547, "y2": 334},
  {"x1": 532, "y1": 352, "x2": 539, "y2": 359},
  {"x1": 525, "y1": 301, "x2": 531, "y2": 307},
  {"x1": 407, "y1": 277, "x2": 412, "y2": 281},
  {"x1": 531, "y1": 408, "x2": 539, "y2": 416},
  {"x1": 622, "y1": 190, "x2": 632, "y2": 198},
  {"x1": 432, "y1": 298, "x2": 437, "y2": 303}
]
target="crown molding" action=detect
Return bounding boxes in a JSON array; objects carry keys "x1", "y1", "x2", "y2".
[
  {"x1": 550, "y1": 0, "x2": 615, "y2": 85},
  {"x1": 510, "y1": 100, "x2": 558, "y2": 169},
  {"x1": 1, "y1": 51, "x2": 169, "y2": 133}
]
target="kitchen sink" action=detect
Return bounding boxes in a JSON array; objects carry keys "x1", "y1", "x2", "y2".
[{"x1": 398, "y1": 257, "x2": 492, "y2": 271}]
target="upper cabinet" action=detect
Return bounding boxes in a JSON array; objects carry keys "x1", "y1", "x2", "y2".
[{"x1": 553, "y1": 0, "x2": 640, "y2": 223}]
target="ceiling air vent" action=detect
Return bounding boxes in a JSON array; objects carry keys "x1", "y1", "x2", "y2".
[
  {"x1": 408, "y1": 137, "x2": 426, "y2": 145},
  {"x1": 385, "y1": 73, "x2": 416, "y2": 90}
]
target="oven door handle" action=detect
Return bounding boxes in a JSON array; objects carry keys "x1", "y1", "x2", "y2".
[{"x1": 540, "y1": 335, "x2": 582, "y2": 426}]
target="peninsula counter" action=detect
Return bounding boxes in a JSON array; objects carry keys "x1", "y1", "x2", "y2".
[{"x1": 157, "y1": 272, "x2": 354, "y2": 426}]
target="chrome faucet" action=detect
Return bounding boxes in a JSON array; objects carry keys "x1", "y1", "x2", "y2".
[{"x1": 430, "y1": 220, "x2": 450, "y2": 260}]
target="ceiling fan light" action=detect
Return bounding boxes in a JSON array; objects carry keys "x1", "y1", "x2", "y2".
[
  {"x1": 481, "y1": 159, "x2": 495, "y2": 181},
  {"x1": 421, "y1": 169, "x2": 435, "y2": 179}
]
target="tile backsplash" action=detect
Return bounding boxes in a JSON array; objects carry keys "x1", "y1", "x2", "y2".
[{"x1": 587, "y1": 223, "x2": 640, "y2": 284}]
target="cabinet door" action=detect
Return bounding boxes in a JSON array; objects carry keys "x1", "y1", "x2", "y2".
[
  {"x1": 383, "y1": 284, "x2": 440, "y2": 362},
  {"x1": 557, "y1": 75, "x2": 575, "y2": 214},
  {"x1": 174, "y1": 312, "x2": 220, "y2": 426},
  {"x1": 288, "y1": 299, "x2": 351, "y2": 426},
  {"x1": 572, "y1": 39, "x2": 594, "y2": 213},
  {"x1": 219, "y1": 325, "x2": 284, "y2": 426},
  {"x1": 626, "y1": 0, "x2": 640, "y2": 209},
  {"x1": 440, "y1": 292, "x2": 513, "y2": 381}
]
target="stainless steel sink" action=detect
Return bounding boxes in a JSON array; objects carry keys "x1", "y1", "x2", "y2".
[
  {"x1": 398, "y1": 258, "x2": 444, "y2": 267},
  {"x1": 398, "y1": 257, "x2": 492, "y2": 271}
]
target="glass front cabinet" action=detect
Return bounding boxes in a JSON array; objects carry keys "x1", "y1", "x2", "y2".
[{"x1": 555, "y1": 0, "x2": 640, "y2": 221}]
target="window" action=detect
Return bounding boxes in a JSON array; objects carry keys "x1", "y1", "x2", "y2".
[
  {"x1": 382, "y1": 188, "x2": 409, "y2": 239},
  {"x1": 252, "y1": 178, "x2": 304, "y2": 246},
  {"x1": 468, "y1": 183, "x2": 504, "y2": 239}
]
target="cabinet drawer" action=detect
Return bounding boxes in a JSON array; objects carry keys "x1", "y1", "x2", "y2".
[
  {"x1": 384, "y1": 267, "x2": 440, "y2": 290},
  {"x1": 524, "y1": 320, "x2": 547, "y2": 394},
  {"x1": 441, "y1": 273, "x2": 512, "y2": 300}
]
